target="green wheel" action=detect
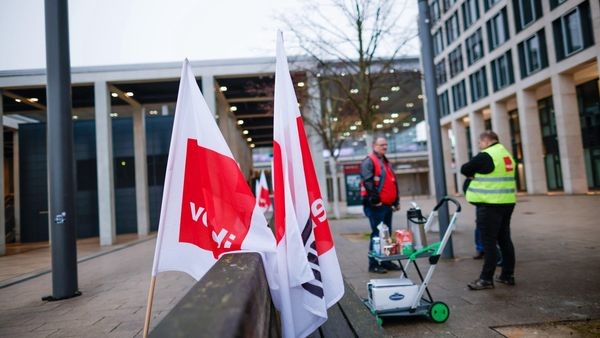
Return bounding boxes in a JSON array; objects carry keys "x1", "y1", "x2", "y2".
[
  {"x1": 429, "y1": 302, "x2": 449, "y2": 323},
  {"x1": 376, "y1": 316, "x2": 383, "y2": 326}
]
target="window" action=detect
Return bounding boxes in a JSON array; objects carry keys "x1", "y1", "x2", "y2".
[
  {"x1": 486, "y1": 7, "x2": 509, "y2": 51},
  {"x1": 491, "y1": 51, "x2": 514, "y2": 91},
  {"x1": 431, "y1": 0, "x2": 442, "y2": 24},
  {"x1": 469, "y1": 67, "x2": 488, "y2": 102},
  {"x1": 448, "y1": 46, "x2": 464, "y2": 77},
  {"x1": 553, "y1": 1, "x2": 595, "y2": 61},
  {"x1": 513, "y1": 0, "x2": 542, "y2": 32},
  {"x1": 549, "y1": 0, "x2": 567, "y2": 10},
  {"x1": 462, "y1": 0, "x2": 480, "y2": 29},
  {"x1": 466, "y1": 29, "x2": 484, "y2": 65},
  {"x1": 484, "y1": 0, "x2": 501, "y2": 11},
  {"x1": 452, "y1": 80, "x2": 467, "y2": 111},
  {"x1": 552, "y1": 1, "x2": 594, "y2": 61},
  {"x1": 433, "y1": 29, "x2": 445, "y2": 56},
  {"x1": 517, "y1": 29, "x2": 548, "y2": 78},
  {"x1": 446, "y1": 12, "x2": 460, "y2": 45},
  {"x1": 443, "y1": 0, "x2": 457, "y2": 12},
  {"x1": 439, "y1": 91, "x2": 451, "y2": 117},
  {"x1": 435, "y1": 60, "x2": 448, "y2": 85}
]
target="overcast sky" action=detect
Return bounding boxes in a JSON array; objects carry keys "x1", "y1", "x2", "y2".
[{"x1": 0, "y1": 0, "x2": 419, "y2": 71}]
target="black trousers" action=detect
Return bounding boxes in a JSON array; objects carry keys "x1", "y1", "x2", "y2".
[
  {"x1": 476, "y1": 204, "x2": 515, "y2": 281},
  {"x1": 364, "y1": 204, "x2": 393, "y2": 268}
]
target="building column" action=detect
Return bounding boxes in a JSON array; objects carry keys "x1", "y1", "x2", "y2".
[
  {"x1": 451, "y1": 118, "x2": 468, "y2": 195},
  {"x1": 94, "y1": 81, "x2": 116, "y2": 245},
  {"x1": 468, "y1": 110, "x2": 485, "y2": 153},
  {"x1": 491, "y1": 101, "x2": 511, "y2": 147},
  {"x1": 517, "y1": 89, "x2": 547, "y2": 194},
  {"x1": 12, "y1": 131, "x2": 20, "y2": 243},
  {"x1": 551, "y1": 74, "x2": 588, "y2": 194},
  {"x1": 441, "y1": 124, "x2": 455, "y2": 195},
  {"x1": 201, "y1": 73, "x2": 217, "y2": 117},
  {"x1": 133, "y1": 108, "x2": 150, "y2": 235},
  {"x1": 0, "y1": 91, "x2": 5, "y2": 255}
]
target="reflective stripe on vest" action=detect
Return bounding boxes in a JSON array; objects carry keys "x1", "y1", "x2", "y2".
[{"x1": 465, "y1": 143, "x2": 517, "y2": 204}]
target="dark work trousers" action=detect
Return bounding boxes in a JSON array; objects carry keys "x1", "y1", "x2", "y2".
[
  {"x1": 477, "y1": 204, "x2": 516, "y2": 281},
  {"x1": 364, "y1": 204, "x2": 393, "y2": 268}
]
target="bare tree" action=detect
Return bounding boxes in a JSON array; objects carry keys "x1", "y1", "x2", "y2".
[{"x1": 281, "y1": 0, "x2": 419, "y2": 218}]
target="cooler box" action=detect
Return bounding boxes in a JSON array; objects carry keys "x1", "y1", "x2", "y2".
[{"x1": 368, "y1": 278, "x2": 419, "y2": 311}]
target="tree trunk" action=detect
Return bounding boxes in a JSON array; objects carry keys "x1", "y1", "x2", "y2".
[{"x1": 328, "y1": 156, "x2": 341, "y2": 219}]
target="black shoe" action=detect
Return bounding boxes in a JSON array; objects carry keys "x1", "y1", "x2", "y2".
[
  {"x1": 495, "y1": 275, "x2": 515, "y2": 286},
  {"x1": 467, "y1": 279, "x2": 494, "y2": 290},
  {"x1": 382, "y1": 262, "x2": 402, "y2": 271},
  {"x1": 368, "y1": 266, "x2": 387, "y2": 274},
  {"x1": 472, "y1": 252, "x2": 484, "y2": 260}
]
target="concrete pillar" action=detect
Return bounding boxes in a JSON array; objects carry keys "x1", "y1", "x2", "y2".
[
  {"x1": 201, "y1": 73, "x2": 217, "y2": 117},
  {"x1": 441, "y1": 124, "x2": 455, "y2": 195},
  {"x1": 94, "y1": 81, "x2": 116, "y2": 245},
  {"x1": 551, "y1": 74, "x2": 588, "y2": 194},
  {"x1": 13, "y1": 131, "x2": 20, "y2": 243},
  {"x1": 517, "y1": 89, "x2": 548, "y2": 194},
  {"x1": 468, "y1": 110, "x2": 485, "y2": 153},
  {"x1": 0, "y1": 91, "x2": 4, "y2": 255},
  {"x1": 306, "y1": 74, "x2": 328, "y2": 205},
  {"x1": 491, "y1": 101, "x2": 511, "y2": 147},
  {"x1": 133, "y1": 108, "x2": 150, "y2": 235},
  {"x1": 451, "y1": 118, "x2": 468, "y2": 195}
]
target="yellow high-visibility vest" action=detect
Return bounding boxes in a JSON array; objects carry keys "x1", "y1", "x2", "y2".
[{"x1": 466, "y1": 143, "x2": 517, "y2": 204}]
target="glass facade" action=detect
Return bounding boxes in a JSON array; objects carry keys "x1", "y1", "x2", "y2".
[
  {"x1": 576, "y1": 79, "x2": 600, "y2": 189},
  {"x1": 538, "y1": 97, "x2": 563, "y2": 190},
  {"x1": 508, "y1": 110, "x2": 526, "y2": 191}
]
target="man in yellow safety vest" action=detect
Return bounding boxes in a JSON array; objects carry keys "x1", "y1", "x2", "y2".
[{"x1": 462, "y1": 130, "x2": 517, "y2": 290}]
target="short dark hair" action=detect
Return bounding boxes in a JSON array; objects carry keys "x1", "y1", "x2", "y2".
[
  {"x1": 479, "y1": 130, "x2": 499, "y2": 142},
  {"x1": 372, "y1": 136, "x2": 387, "y2": 146}
]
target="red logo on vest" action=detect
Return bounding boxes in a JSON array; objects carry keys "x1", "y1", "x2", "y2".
[
  {"x1": 503, "y1": 156, "x2": 513, "y2": 172},
  {"x1": 178, "y1": 139, "x2": 254, "y2": 258}
]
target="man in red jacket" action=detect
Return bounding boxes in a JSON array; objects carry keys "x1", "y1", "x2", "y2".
[{"x1": 361, "y1": 137, "x2": 401, "y2": 274}]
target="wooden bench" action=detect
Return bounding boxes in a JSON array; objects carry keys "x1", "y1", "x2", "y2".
[{"x1": 151, "y1": 252, "x2": 385, "y2": 337}]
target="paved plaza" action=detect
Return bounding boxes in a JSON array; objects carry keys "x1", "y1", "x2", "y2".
[{"x1": 0, "y1": 194, "x2": 599, "y2": 337}]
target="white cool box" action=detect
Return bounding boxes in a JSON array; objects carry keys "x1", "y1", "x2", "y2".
[{"x1": 367, "y1": 278, "x2": 419, "y2": 311}]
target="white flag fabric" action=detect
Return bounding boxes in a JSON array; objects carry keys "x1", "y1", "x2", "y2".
[
  {"x1": 256, "y1": 170, "x2": 272, "y2": 213},
  {"x1": 151, "y1": 60, "x2": 277, "y2": 282},
  {"x1": 272, "y1": 32, "x2": 345, "y2": 338}
]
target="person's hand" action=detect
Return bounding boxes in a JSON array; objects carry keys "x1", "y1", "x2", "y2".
[
  {"x1": 375, "y1": 202, "x2": 383, "y2": 207},
  {"x1": 393, "y1": 205, "x2": 400, "y2": 212}
]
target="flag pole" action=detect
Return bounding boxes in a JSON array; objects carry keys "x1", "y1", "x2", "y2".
[{"x1": 142, "y1": 276, "x2": 157, "y2": 338}]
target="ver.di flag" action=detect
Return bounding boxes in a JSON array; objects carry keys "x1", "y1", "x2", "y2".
[
  {"x1": 150, "y1": 59, "x2": 277, "y2": 282},
  {"x1": 256, "y1": 170, "x2": 272, "y2": 213},
  {"x1": 272, "y1": 32, "x2": 345, "y2": 338}
]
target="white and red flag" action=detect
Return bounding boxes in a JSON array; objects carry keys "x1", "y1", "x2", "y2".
[
  {"x1": 256, "y1": 170, "x2": 272, "y2": 213},
  {"x1": 150, "y1": 60, "x2": 276, "y2": 282},
  {"x1": 272, "y1": 32, "x2": 345, "y2": 338}
]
